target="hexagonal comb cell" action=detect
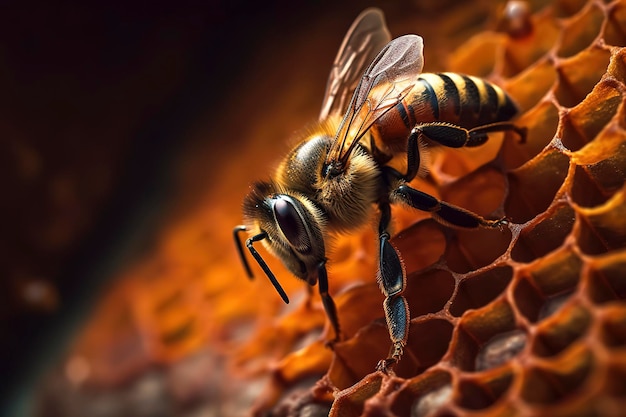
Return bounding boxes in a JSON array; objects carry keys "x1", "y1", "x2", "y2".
[
  {"x1": 404, "y1": 269, "x2": 455, "y2": 317},
  {"x1": 401, "y1": 319, "x2": 455, "y2": 378},
  {"x1": 519, "y1": 345, "x2": 594, "y2": 405},
  {"x1": 514, "y1": 249, "x2": 582, "y2": 322},
  {"x1": 603, "y1": 2, "x2": 626, "y2": 47},
  {"x1": 598, "y1": 304, "x2": 626, "y2": 348},
  {"x1": 449, "y1": 266, "x2": 513, "y2": 317},
  {"x1": 532, "y1": 303, "x2": 591, "y2": 357},
  {"x1": 554, "y1": 48, "x2": 611, "y2": 108},
  {"x1": 556, "y1": 2, "x2": 604, "y2": 58},
  {"x1": 510, "y1": 204, "x2": 576, "y2": 263},
  {"x1": 445, "y1": 226, "x2": 513, "y2": 273},
  {"x1": 561, "y1": 81, "x2": 622, "y2": 151},
  {"x1": 501, "y1": 100, "x2": 559, "y2": 169},
  {"x1": 575, "y1": 190, "x2": 626, "y2": 254},
  {"x1": 576, "y1": 140, "x2": 626, "y2": 195},
  {"x1": 450, "y1": 300, "x2": 518, "y2": 372},
  {"x1": 456, "y1": 369, "x2": 514, "y2": 410},
  {"x1": 390, "y1": 369, "x2": 452, "y2": 417},
  {"x1": 585, "y1": 251, "x2": 626, "y2": 304},
  {"x1": 571, "y1": 164, "x2": 612, "y2": 208},
  {"x1": 474, "y1": 329, "x2": 527, "y2": 371},
  {"x1": 392, "y1": 219, "x2": 447, "y2": 273},
  {"x1": 505, "y1": 149, "x2": 570, "y2": 224}
]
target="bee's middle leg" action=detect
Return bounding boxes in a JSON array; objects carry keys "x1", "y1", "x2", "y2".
[
  {"x1": 392, "y1": 184, "x2": 507, "y2": 229},
  {"x1": 375, "y1": 202, "x2": 410, "y2": 373}
]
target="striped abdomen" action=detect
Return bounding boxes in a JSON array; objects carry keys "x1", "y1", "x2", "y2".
[
  {"x1": 372, "y1": 72, "x2": 519, "y2": 153},
  {"x1": 409, "y1": 72, "x2": 518, "y2": 128}
]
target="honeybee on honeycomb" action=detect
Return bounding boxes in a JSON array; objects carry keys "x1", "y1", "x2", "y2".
[
  {"x1": 33, "y1": 1, "x2": 626, "y2": 416},
  {"x1": 238, "y1": 1, "x2": 626, "y2": 416},
  {"x1": 234, "y1": 7, "x2": 525, "y2": 373}
]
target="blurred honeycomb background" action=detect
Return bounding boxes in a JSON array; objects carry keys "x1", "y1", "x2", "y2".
[{"x1": 2, "y1": 0, "x2": 626, "y2": 416}]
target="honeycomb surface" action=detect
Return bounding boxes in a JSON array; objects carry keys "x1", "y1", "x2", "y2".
[{"x1": 35, "y1": 1, "x2": 626, "y2": 416}]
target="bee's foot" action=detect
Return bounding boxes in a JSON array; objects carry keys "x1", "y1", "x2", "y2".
[
  {"x1": 376, "y1": 342, "x2": 403, "y2": 374},
  {"x1": 375, "y1": 357, "x2": 398, "y2": 375},
  {"x1": 324, "y1": 334, "x2": 341, "y2": 349},
  {"x1": 496, "y1": 217, "x2": 512, "y2": 231},
  {"x1": 483, "y1": 216, "x2": 510, "y2": 231}
]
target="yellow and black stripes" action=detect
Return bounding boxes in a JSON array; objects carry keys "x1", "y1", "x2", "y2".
[{"x1": 410, "y1": 72, "x2": 518, "y2": 129}]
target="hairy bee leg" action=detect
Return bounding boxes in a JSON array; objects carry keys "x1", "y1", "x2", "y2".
[
  {"x1": 464, "y1": 122, "x2": 527, "y2": 146},
  {"x1": 375, "y1": 203, "x2": 409, "y2": 373},
  {"x1": 413, "y1": 121, "x2": 526, "y2": 149},
  {"x1": 393, "y1": 184, "x2": 507, "y2": 229},
  {"x1": 318, "y1": 260, "x2": 341, "y2": 345}
]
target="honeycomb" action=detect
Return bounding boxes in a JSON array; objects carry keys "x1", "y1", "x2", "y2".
[
  {"x1": 318, "y1": 1, "x2": 626, "y2": 415},
  {"x1": 34, "y1": 1, "x2": 626, "y2": 416}
]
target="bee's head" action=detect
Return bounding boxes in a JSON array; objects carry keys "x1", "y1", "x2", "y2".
[{"x1": 239, "y1": 181, "x2": 327, "y2": 290}]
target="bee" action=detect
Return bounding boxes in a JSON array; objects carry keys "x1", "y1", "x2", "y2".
[{"x1": 233, "y1": 8, "x2": 525, "y2": 372}]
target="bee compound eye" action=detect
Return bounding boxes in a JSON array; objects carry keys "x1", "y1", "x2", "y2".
[{"x1": 273, "y1": 197, "x2": 311, "y2": 252}]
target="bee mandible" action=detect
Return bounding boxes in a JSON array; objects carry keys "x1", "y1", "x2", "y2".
[{"x1": 234, "y1": 8, "x2": 526, "y2": 372}]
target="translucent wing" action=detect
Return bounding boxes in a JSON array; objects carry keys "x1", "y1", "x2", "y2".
[
  {"x1": 318, "y1": 8, "x2": 391, "y2": 122},
  {"x1": 326, "y1": 35, "x2": 424, "y2": 171}
]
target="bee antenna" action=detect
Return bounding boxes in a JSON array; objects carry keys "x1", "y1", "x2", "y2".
[
  {"x1": 246, "y1": 232, "x2": 290, "y2": 304},
  {"x1": 233, "y1": 225, "x2": 254, "y2": 279}
]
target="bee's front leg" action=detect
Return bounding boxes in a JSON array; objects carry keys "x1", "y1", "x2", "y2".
[{"x1": 375, "y1": 203, "x2": 410, "y2": 374}]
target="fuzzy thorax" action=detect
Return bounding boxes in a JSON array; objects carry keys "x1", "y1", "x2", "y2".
[{"x1": 315, "y1": 145, "x2": 380, "y2": 232}]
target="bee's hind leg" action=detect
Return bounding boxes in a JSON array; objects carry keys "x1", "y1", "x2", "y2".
[
  {"x1": 375, "y1": 202, "x2": 410, "y2": 374},
  {"x1": 412, "y1": 121, "x2": 526, "y2": 150},
  {"x1": 391, "y1": 121, "x2": 526, "y2": 185}
]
